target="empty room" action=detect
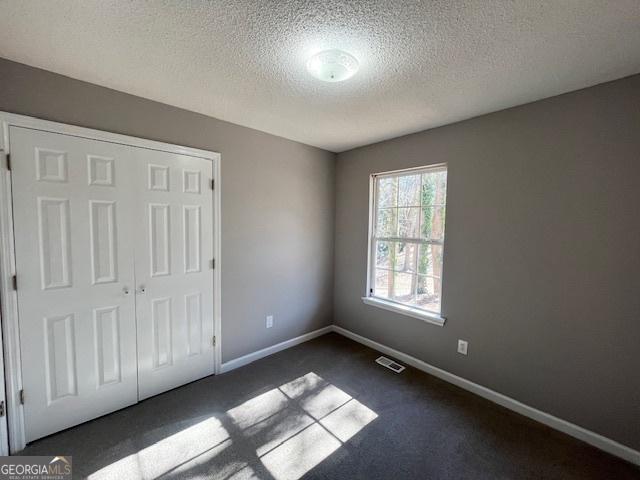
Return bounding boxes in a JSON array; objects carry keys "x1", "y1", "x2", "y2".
[{"x1": 0, "y1": 1, "x2": 638, "y2": 479}]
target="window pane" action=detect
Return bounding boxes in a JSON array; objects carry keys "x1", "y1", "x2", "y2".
[
  {"x1": 421, "y1": 169, "x2": 447, "y2": 206},
  {"x1": 416, "y1": 275, "x2": 441, "y2": 312},
  {"x1": 392, "y1": 272, "x2": 414, "y2": 303},
  {"x1": 394, "y1": 242, "x2": 417, "y2": 273},
  {"x1": 397, "y1": 207, "x2": 420, "y2": 238},
  {"x1": 418, "y1": 244, "x2": 443, "y2": 277},
  {"x1": 398, "y1": 174, "x2": 421, "y2": 207},
  {"x1": 374, "y1": 269, "x2": 392, "y2": 298},
  {"x1": 420, "y1": 206, "x2": 446, "y2": 241},
  {"x1": 376, "y1": 208, "x2": 397, "y2": 237},
  {"x1": 370, "y1": 166, "x2": 447, "y2": 315},
  {"x1": 375, "y1": 241, "x2": 393, "y2": 269},
  {"x1": 377, "y1": 177, "x2": 397, "y2": 208}
]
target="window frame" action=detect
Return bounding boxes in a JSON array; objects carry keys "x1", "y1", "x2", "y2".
[{"x1": 363, "y1": 163, "x2": 447, "y2": 327}]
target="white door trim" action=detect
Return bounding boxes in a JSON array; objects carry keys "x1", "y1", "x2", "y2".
[{"x1": 0, "y1": 111, "x2": 222, "y2": 452}]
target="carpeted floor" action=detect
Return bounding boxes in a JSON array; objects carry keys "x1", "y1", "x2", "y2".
[{"x1": 20, "y1": 333, "x2": 639, "y2": 479}]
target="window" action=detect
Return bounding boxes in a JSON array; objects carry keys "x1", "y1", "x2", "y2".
[{"x1": 364, "y1": 164, "x2": 447, "y2": 324}]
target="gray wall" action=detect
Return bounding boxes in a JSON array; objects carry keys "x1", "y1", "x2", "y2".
[
  {"x1": 334, "y1": 75, "x2": 640, "y2": 450},
  {"x1": 0, "y1": 58, "x2": 335, "y2": 363}
]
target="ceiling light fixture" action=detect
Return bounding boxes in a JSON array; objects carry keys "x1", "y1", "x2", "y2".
[{"x1": 306, "y1": 49, "x2": 359, "y2": 82}]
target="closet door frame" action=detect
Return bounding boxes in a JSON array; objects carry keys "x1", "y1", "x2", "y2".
[{"x1": 0, "y1": 111, "x2": 222, "y2": 453}]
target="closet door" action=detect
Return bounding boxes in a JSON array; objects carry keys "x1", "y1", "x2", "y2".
[
  {"x1": 10, "y1": 127, "x2": 138, "y2": 442},
  {"x1": 133, "y1": 147, "x2": 215, "y2": 400}
]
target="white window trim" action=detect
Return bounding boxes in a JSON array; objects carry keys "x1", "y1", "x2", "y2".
[
  {"x1": 362, "y1": 296, "x2": 445, "y2": 326},
  {"x1": 364, "y1": 163, "x2": 447, "y2": 327}
]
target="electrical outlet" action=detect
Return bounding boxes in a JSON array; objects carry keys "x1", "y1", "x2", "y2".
[
  {"x1": 457, "y1": 339, "x2": 468, "y2": 355},
  {"x1": 266, "y1": 315, "x2": 274, "y2": 328}
]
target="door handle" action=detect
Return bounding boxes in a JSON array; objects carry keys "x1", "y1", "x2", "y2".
[
  {"x1": 137, "y1": 285, "x2": 146, "y2": 294},
  {"x1": 123, "y1": 286, "x2": 131, "y2": 296}
]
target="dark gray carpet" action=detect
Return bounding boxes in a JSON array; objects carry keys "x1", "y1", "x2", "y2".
[{"x1": 20, "y1": 333, "x2": 639, "y2": 479}]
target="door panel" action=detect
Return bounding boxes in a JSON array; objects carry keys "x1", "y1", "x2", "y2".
[
  {"x1": 133, "y1": 148, "x2": 214, "y2": 400},
  {"x1": 10, "y1": 127, "x2": 138, "y2": 442}
]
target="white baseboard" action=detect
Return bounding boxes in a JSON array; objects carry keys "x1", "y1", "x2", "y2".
[
  {"x1": 220, "y1": 326, "x2": 333, "y2": 373},
  {"x1": 217, "y1": 322, "x2": 638, "y2": 465},
  {"x1": 332, "y1": 325, "x2": 640, "y2": 466}
]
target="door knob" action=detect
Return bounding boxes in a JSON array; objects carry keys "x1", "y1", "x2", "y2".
[
  {"x1": 138, "y1": 285, "x2": 146, "y2": 294},
  {"x1": 123, "y1": 287, "x2": 131, "y2": 295}
]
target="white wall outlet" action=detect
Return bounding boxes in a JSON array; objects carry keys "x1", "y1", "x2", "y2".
[
  {"x1": 266, "y1": 315, "x2": 274, "y2": 329},
  {"x1": 457, "y1": 339, "x2": 468, "y2": 355}
]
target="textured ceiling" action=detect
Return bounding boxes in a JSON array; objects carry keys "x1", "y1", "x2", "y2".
[{"x1": 1, "y1": 1, "x2": 639, "y2": 152}]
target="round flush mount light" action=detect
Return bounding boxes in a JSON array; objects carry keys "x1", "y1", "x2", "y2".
[{"x1": 306, "y1": 49, "x2": 359, "y2": 82}]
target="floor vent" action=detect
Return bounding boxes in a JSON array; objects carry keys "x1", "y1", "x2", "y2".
[{"x1": 376, "y1": 356, "x2": 405, "y2": 373}]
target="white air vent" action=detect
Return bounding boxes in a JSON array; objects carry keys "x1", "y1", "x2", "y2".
[{"x1": 376, "y1": 356, "x2": 405, "y2": 373}]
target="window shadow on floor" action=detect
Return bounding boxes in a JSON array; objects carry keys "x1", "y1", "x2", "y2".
[{"x1": 86, "y1": 372, "x2": 378, "y2": 480}]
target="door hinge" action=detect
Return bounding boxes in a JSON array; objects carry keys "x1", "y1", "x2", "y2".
[
  {"x1": 5, "y1": 153, "x2": 10, "y2": 171},
  {"x1": 210, "y1": 258, "x2": 215, "y2": 270},
  {"x1": 11, "y1": 275, "x2": 17, "y2": 291},
  {"x1": 19, "y1": 389, "x2": 24, "y2": 405},
  {"x1": 212, "y1": 336, "x2": 217, "y2": 347},
  {"x1": 0, "y1": 401, "x2": 5, "y2": 417},
  {"x1": 210, "y1": 178, "x2": 215, "y2": 190}
]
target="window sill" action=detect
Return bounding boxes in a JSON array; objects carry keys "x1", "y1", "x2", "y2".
[{"x1": 361, "y1": 296, "x2": 446, "y2": 327}]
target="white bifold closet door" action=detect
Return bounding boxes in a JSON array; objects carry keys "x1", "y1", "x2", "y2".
[
  {"x1": 10, "y1": 126, "x2": 215, "y2": 442},
  {"x1": 11, "y1": 127, "x2": 139, "y2": 442},
  {"x1": 133, "y1": 147, "x2": 214, "y2": 400}
]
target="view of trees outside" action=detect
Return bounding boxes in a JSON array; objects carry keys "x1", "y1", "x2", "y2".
[{"x1": 373, "y1": 167, "x2": 447, "y2": 313}]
